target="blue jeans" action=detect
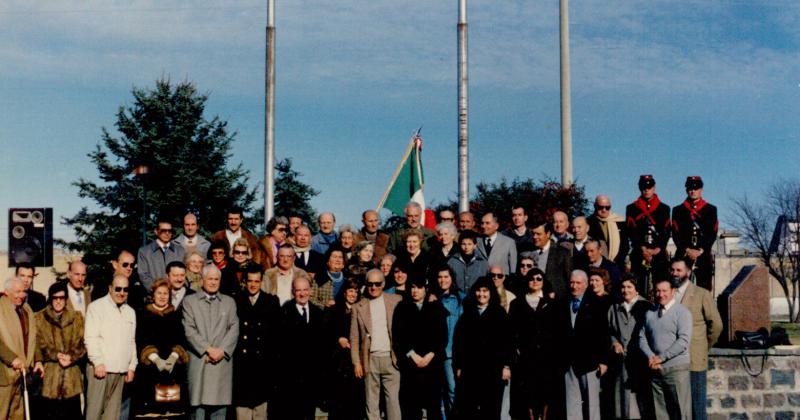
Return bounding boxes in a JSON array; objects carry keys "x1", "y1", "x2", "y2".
[
  {"x1": 690, "y1": 370, "x2": 707, "y2": 420},
  {"x1": 442, "y1": 358, "x2": 456, "y2": 419}
]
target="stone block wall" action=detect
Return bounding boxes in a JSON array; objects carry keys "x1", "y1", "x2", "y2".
[{"x1": 708, "y1": 347, "x2": 800, "y2": 419}]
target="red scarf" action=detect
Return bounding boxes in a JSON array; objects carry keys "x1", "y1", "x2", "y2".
[
  {"x1": 682, "y1": 198, "x2": 707, "y2": 220},
  {"x1": 633, "y1": 194, "x2": 662, "y2": 225}
]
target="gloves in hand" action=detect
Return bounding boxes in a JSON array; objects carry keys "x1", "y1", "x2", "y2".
[
  {"x1": 153, "y1": 357, "x2": 167, "y2": 372},
  {"x1": 164, "y1": 352, "x2": 180, "y2": 373}
]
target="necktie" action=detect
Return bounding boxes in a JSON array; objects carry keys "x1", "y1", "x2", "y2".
[
  {"x1": 658, "y1": 306, "x2": 664, "y2": 318},
  {"x1": 571, "y1": 298, "x2": 580, "y2": 313},
  {"x1": 77, "y1": 291, "x2": 83, "y2": 306},
  {"x1": 16, "y1": 307, "x2": 28, "y2": 354},
  {"x1": 302, "y1": 306, "x2": 308, "y2": 323}
]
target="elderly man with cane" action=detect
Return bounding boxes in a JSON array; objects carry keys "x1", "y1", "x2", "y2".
[{"x1": 0, "y1": 277, "x2": 44, "y2": 420}]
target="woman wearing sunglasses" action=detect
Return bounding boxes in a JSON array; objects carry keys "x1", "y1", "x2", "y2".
[
  {"x1": 35, "y1": 282, "x2": 86, "y2": 420},
  {"x1": 508, "y1": 268, "x2": 556, "y2": 420}
]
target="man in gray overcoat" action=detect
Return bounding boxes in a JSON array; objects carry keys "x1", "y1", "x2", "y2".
[{"x1": 182, "y1": 264, "x2": 239, "y2": 420}]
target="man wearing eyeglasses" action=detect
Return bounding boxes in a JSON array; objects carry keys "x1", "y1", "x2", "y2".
[
  {"x1": 84, "y1": 275, "x2": 137, "y2": 420},
  {"x1": 587, "y1": 195, "x2": 629, "y2": 269},
  {"x1": 351, "y1": 269, "x2": 402, "y2": 420},
  {"x1": 137, "y1": 216, "x2": 186, "y2": 290},
  {"x1": 671, "y1": 176, "x2": 718, "y2": 291}
]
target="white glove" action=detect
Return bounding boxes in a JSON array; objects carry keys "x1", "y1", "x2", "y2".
[
  {"x1": 164, "y1": 352, "x2": 180, "y2": 373},
  {"x1": 148, "y1": 353, "x2": 167, "y2": 371}
]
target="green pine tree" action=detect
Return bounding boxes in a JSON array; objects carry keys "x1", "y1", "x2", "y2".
[
  {"x1": 274, "y1": 158, "x2": 320, "y2": 231},
  {"x1": 59, "y1": 79, "x2": 257, "y2": 283}
]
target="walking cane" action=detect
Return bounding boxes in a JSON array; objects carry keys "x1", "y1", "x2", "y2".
[{"x1": 21, "y1": 368, "x2": 31, "y2": 420}]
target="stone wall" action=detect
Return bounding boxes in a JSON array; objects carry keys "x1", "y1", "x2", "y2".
[{"x1": 708, "y1": 347, "x2": 800, "y2": 419}]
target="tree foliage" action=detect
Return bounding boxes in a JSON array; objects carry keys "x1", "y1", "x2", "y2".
[
  {"x1": 274, "y1": 158, "x2": 320, "y2": 231},
  {"x1": 732, "y1": 179, "x2": 800, "y2": 322},
  {"x1": 433, "y1": 177, "x2": 589, "y2": 229},
  {"x1": 59, "y1": 79, "x2": 257, "y2": 283}
]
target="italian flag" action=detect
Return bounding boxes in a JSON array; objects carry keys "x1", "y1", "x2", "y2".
[{"x1": 378, "y1": 132, "x2": 433, "y2": 227}]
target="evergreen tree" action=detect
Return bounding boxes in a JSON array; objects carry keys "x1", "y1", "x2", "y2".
[
  {"x1": 274, "y1": 158, "x2": 320, "y2": 230},
  {"x1": 59, "y1": 79, "x2": 257, "y2": 283}
]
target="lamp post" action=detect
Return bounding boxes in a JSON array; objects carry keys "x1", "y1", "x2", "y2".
[{"x1": 134, "y1": 165, "x2": 150, "y2": 247}]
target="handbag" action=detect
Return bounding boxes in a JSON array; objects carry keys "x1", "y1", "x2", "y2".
[
  {"x1": 154, "y1": 383, "x2": 180, "y2": 402},
  {"x1": 735, "y1": 331, "x2": 768, "y2": 350}
]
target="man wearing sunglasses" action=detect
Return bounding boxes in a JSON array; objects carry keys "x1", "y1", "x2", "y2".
[
  {"x1": 137, "y1": 216, "x2": 186, "y2": 290},
  {"x1": 587, "y1": 195, "x2": 629, "y2": 269},
  {"x1": 671, "y1": 176, "x2": 718, "y2": 291},
  {"x1": 84, "y1": 275, "x2": 137, "y2": 420},
  {"x1": 350, "y1": 269, "x2": 402, "y2": 420}
]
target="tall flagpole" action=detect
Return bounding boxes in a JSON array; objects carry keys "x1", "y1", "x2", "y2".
[
  {"x1": 457, "y1": 0, "x2": 470, "y2": 212},
  {"x1": 265, "y1": 0, "x2": 276, "y2": 223},
  {"x1": 559, "y1": 0, "x2": 573, "y2": 186}
]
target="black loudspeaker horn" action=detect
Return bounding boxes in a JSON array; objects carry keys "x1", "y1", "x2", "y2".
[{"x1": 8, "y1": 208, "x2": 53, "y2": 267}]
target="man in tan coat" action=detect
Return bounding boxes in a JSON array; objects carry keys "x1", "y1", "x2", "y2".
[
  {"x1": 0, "y1": 277, "x2": 43, "y2": 420},
  {"x1": 671, "y1": 258, "x2": 722, "y2": 420},
  {"x1": 262, "y1": 245, "x2": 307, "y2": 305},
  {"x1": 351, "y1": 269, "x2": 402, "y2": 420}
]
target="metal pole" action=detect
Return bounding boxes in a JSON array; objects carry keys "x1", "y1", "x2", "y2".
[
  {"x1": 559, "y1": 0, "x2": 573, "y2": 186},
  {"x1": 457, "y1": 0, "x2": 470, "y2": 212},
  {"x1": 265, "y1": 0, "x2": 276, "y2": 223}
]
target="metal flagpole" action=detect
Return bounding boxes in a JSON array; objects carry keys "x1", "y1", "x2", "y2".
[
  {"x1": 457, "y1": 0, "x2": 470, "y2": 212},
  {"x1": 559, "y1": 0, "x2": 573, "y2": 186},
  {"x1": 265, "y1": 0, "x2": 276, "y2": 223}
]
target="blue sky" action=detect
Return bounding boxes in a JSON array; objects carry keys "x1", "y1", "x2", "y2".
[{"x1": 1, "y1": 0, "x2": 799, "y2": 248}]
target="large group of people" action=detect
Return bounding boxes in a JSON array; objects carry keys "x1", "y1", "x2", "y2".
[{"x1": 0, "y1": 175, "x2": 726, "y2": 420}]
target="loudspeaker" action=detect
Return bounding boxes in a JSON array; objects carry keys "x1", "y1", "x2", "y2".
[{"x1": 8, "y1": 208, "x2": 53, "y2": 267}]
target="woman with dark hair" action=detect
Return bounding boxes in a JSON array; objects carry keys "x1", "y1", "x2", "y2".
[
  {"x1": 259, "y1": 216, "x2": 289, "y2": 269},
  {"x1": 508, "y1": 268, "x2": 556, "y2": 420},
  {"x1": 345, "y1": 241, "x2": 377, "y2": 286},
  {"x1": 507, "y1": 252, "x2": 538, "y2": 297},
  {"x1": 588, "y1": 267, "x2": 614, "y2": 314},
  {"x1": 134, "y1": 278, "x2": 189, "y2": 416},
  {"x1": 453, "y1": 276, "x2": 513, "y2": 420},
  {"x1": 393, "y1": 276, "x2": 448, "y2": 420},
  {"x1": 433, "y1": 265, "x2": 466, "y2": 419},
  {"x1": 607, "y1": 274, "x2": 654, "y2": 420},
  {"x1": 311, "y1": 247, "x2": 347, "y2": 308},
  {"x1": 324, "y1": 278, "x2": 364, "y2": 420},
  {"x1": 35, "y1": 282, "x2": 86, "y2": 420},
  {"x1": 385, "y1": 260, "x2": 410, "y2": 296},
  {"x1": 207, "y1": 240, "x2": 230, "y2": 270}
]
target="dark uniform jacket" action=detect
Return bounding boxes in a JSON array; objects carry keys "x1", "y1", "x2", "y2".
[
  {"x1": 671, "y1": 199, "x2": 718, "y2": 259},
  {"x1": 234, "y1": 292, "x2": 281, "y2": 407},
  {"x1": 626, "y1": 195, "x2": 671, "y2": 252}
]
